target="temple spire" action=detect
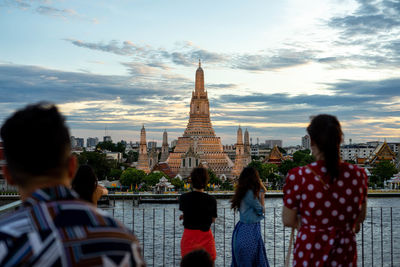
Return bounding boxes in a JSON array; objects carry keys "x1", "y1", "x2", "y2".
[{"x1": 195, "y1": 59, "x2": 204, "y2": 93}]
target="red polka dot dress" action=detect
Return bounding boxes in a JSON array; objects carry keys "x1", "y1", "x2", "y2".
[{"x1": 283, "y1": 161, "x2": 368, "y2": 267}]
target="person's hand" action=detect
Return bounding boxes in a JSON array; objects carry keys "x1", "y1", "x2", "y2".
[
  {"x1": 353, "y1": 223, "x2": 361, "y2": 233},
  {"x1": 179, "y1": 214, "x2": 183, "y2": 220}
]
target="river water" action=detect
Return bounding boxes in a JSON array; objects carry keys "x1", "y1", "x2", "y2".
[{"x1": 104, "y1": 197, "x2": 400, "y2": 267}]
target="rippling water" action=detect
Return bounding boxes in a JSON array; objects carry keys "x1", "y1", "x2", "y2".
[{"x1": 103, "y1": 198, "x2": 400, "y2": 267}]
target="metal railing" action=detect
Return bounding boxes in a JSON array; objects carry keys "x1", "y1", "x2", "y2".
[
  {"x1": 1, "y1": 199, "x2": 398, "y2": 267},
  {"x1": 103, "y1": 201, "x2": 400, "y2": 267}
]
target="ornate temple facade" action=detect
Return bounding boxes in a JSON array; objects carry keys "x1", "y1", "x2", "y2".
[
  {"x1": 167, "y1": 61, "x2": 234, "y2": 178},
  {"x1": 137, "y1": 125, "x2": 150, "y2": 173}
]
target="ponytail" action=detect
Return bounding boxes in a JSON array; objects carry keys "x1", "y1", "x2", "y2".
[{"x1": 307, "y1": 114, "x2": 342, "y2": 182}]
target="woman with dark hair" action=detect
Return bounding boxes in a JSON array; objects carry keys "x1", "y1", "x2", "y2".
[
  {"x1": 179, "y1": 168, "x2": 217, "y2": 262},
  {"x1": 282, "y1": 114, "x2": 368, "y2": 266},
  {"x1": 231, "y1": 167, "x2": 269, "y2": 267},
  {"x1": 72, "y1": 165, "x2": 107, "y2": 205}
]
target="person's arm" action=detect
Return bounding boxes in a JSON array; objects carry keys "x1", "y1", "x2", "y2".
[
  {"x1": 211, "y1": 196, "x2": 217, "y2": 223},
  {"x1": 354, "y1": 202, "x2": 367, "y2": 233},
  {"x1": 259, "y1": 190, "x2": 265, "y2": 213},
  {"x1": 282, "y1": 206, "x2": 299, "y2": 228},
  {"x1": 243, "y1": 191, "x2": 264, "y2": 215}
]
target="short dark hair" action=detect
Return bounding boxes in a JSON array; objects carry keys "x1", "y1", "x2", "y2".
[
  {"x1": 181, "y1": 249, "x2": 213, "y2": 267},
  {"x1": 0, "y1": 102, "x2": 71, "y2": 186},
  {"x1": 72, "y1": 165, "x2": 98, "y2": 203},
  {"x1": 190, "y1": 168, "x2": 209, "y2": 189}
]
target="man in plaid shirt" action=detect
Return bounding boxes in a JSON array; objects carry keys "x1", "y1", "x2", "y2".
[{"x1": 0, "y1": 103, "x2": 145, "y2": 266}]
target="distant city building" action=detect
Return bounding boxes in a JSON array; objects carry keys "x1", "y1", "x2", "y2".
[
  {"x1": 0, "y1": 142, "x2": 18, "y2": 192},
  {"x1": 250, "y1": 144, "x2": 271, "y2": 159},
  {"x1": 340, "y1": 143, "x2": 376, "y2": 161},
  {"x1": 70, "y1": 136, "x2": 77, "y2": 148},
  {"x1": 148, "y1": 141, "x2": 157, "y2": 150},
  {"x1": 75, "y1": 138, "x2": 84, "y2": 148},
  {"x1": 265, "y1": 140, "x2": 282, "y2": 148},
  {"x1": 105, "y1": 152, "x2": 123, "y2": 163},
  {"x1": 103, "y1": 136, "x2": 112, "y2": 142},
  {"x1": 87, "y1": 137, "x2": 99, "y2": 147},
  {"x1": 284, "y1": 145, "x2": 303, "y2": 155},
  {"x1": 387, "y1": 142, "x2": 400, "y2": 154},
  {"x1": 302, "y1": 135, "x2": 311, "y2": 150},
  {"x1": 223, "y1": 145, "x2": 236, "y2": 161}
]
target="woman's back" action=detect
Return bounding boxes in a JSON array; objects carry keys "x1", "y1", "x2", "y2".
[
  {"x1": 283, "y1": 160, "x2": 368, "y2": 265},
  {"x1": 284, "y1": 160, "x2": 367, "y2": 228}
]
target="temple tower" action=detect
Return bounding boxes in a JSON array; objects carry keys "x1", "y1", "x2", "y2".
[
  {"x1": 232, "y1": 126, "x2": 247, "y2": 177},
  {"x1": 244, "y1": 128, "x2": 252, "y2": 165},
  {"x1": 167, "y1": 61, "x2": 233, "y2": 178},
  {"x1": 137, "y1": 125, "x2": 150, "y2": 173},
  {"x1": 160, "y1": 130, "x2": 169, "y2": 162},
  {"x1": 148, "y1": 146, "x2": 159, "y2": 170}
]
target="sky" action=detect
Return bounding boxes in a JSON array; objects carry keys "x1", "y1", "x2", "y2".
[{"x1": 0, "y1": 0, "x2": 399, "y2": 146}]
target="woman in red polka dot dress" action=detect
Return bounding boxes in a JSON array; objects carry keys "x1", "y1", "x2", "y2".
[{"x1": 282, "y1": 114, "x2": 368, "y2": 267}]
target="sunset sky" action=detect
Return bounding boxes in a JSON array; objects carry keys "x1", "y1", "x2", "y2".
[{"x1": 1, "y1": 0, "x2": 399, "y2": 146}]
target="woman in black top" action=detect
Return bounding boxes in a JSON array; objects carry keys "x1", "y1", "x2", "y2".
[{"x1": 179, "y1": 168, "x2": 217, "y2": 261}]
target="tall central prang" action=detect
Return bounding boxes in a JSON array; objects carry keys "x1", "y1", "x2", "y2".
[{"x1": 167, "y1": 60, "x2": 233, "y2": 178}]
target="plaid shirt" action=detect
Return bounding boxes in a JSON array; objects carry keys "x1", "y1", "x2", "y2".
[{"x1": 0, "y1": 186, "x2": 145, "y2": 266}]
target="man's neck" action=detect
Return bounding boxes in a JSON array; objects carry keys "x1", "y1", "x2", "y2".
[
  {"x1": 193, "y1": 188, "x2": 204, "y2": 193},
  {"x1": 19, "y1": 177, "x2": 71, "y2": 201}
]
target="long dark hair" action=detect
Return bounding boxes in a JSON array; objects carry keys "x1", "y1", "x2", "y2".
[
  {"x1": 72, "y1": 165, "x2": 98, "y2": 203},
  {"x1": 231, "y1": 167, "x2": 262, "y2": 211},
  {"x1": 307, "y1": 114, "x2": 343, "y2": 182}
]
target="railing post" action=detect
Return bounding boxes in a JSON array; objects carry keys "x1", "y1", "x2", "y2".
[
  {"x1": 153, "y1": 208, "x2": 155, "y2": 267},
  {"x1": 223, "y1": 208, "x2": 226, "y2": 266},
  {"x1": 370, "y1": 207, "x2": 373, "y2": 267},
  {"x1": 274, "y1": 207, "x2": 276, "y2": 267},
  {"x1": 173, "y1": 208, "x2": 176, "y2": 267},
  {"x1": 390, "y1": 207, "x2": 393, "y2": 267},
  {"x1": 163, "y1": 209, "x2": 165, "y2": 266},
  {"x1": 142, "y1": 209, "x2": 145, "y2": 257},
  {"x1": 283, "y1": 225, "x2": 286, "y2": 265},
  {"x1": 380, "y1": 207, "x2": 383, "y2": 267},
  {"x1": 362, "y1": 221, "x2": 364, "y2": 267}
]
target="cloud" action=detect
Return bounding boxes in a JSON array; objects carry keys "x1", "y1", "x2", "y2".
[
  {"x1": 3, "y1": 1, "x2": 97, "y2": 22},
  {"x1": 67, "y1": 39, "x2": 319, "y2": 71},
  {"x1": 1, "y1": 63, "x2": 399, "y2": 145},
  {"x1": 66, "y1": 39, "x2": 141, "y2": 56}
]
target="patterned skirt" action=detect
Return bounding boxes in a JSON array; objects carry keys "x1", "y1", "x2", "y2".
[{"x1": 231, "y1": 221, "x2": 270, "y2": 267}]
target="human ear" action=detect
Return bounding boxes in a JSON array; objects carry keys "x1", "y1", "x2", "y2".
[
  {"x1": 67, "y1": 155, "x2": 78, "y2": 181},
  {"x1": 2, "y1": 165, "x2": 16, "y2": 185}
]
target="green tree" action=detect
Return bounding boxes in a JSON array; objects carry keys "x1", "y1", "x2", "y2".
[
  {"x1": 293, "y1": 149, "x2": 314, "y2": 166},
  {"x1": 109, "y1": 168, "x2": 123, "y2": 180},
  {"x1": 145, "y1": 171, "x2": 167, "y2": 186},
  {"x1": 120, "y1": 168, "x2": 146, "y2": 187},
  {"x1": 220, "y1": 180, "x2": 233, "y2": 191},
  {"x1": 126, "y1": 151, "x2": 139, "y2": 163},
  {"x1": 371, "y1": 160, "x2": 397, "y2": 187},
  {"x1": 77, "y1": 151, "x2": 114, "y2": 180},
  {"x1": 278, "y1": 160, "x2": 297, "y2": 176},
  {"x1": 171, "y1": 178, "x2": 184, "y2": 190},
  {"x1": 208, "y1": 169, "x2": 222, "y2": 185}
]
